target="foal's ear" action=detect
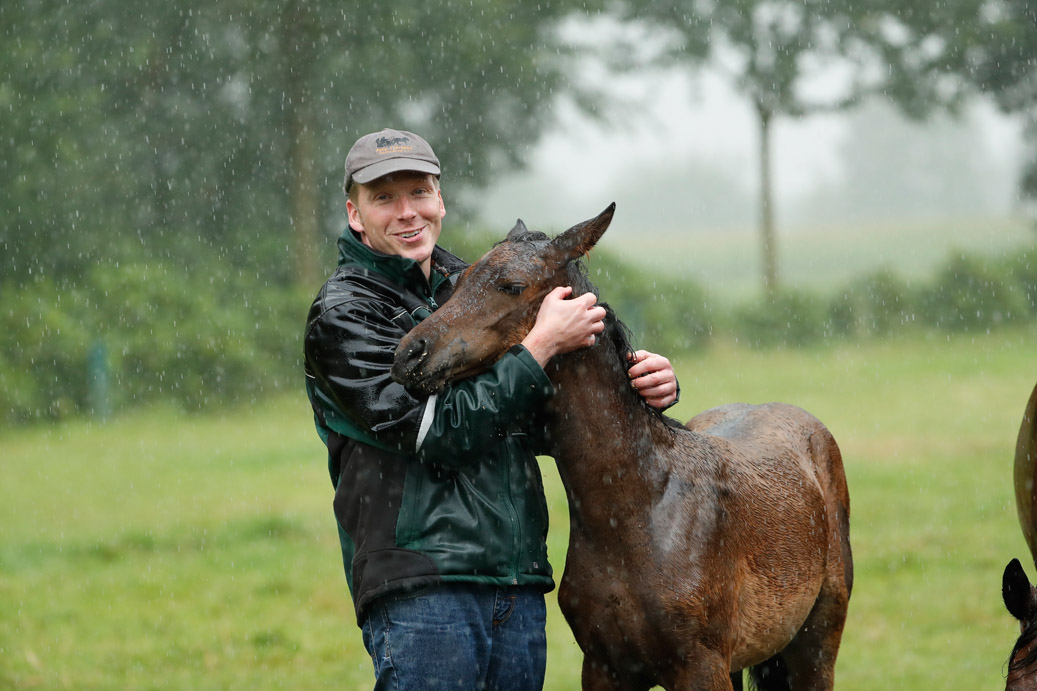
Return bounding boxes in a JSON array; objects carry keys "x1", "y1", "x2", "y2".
[
  {"x1": 546, "y1": 203, "x2": 616, "y2": 267},
  {"x1": 506, "y1": 219, "x2": 529, "y2": 241},
  {"x1": 1004, "y1": 558, "x2": 1034, "y2": 621}
]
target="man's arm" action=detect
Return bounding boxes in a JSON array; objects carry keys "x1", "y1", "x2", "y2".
[
  {"x1": 306, "y1": 293, "x2": 555, "y2": 465},
  {"x1": 521, "y1": 286, "x2": 605, "y2": 366},
  {"x1": 519, "y1": 285, "x2": 679, "y2": 411},
  {"x1": 307, "y1": 285, "x2": 675, "y2": 463}
]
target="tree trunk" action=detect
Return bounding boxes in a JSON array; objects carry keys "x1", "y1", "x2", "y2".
[
  {"x1": 289, "y1": 104, "x2": 320, "y2": 288},
  {"x1": 281, "y1": 0, "x2": 320, "y2": 289},
  {"x1": 756, "y1": 103, "x2": 778, "y2": 294}
]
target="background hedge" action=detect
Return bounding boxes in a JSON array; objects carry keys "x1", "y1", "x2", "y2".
[{"x1": 2, "y1": 241, "x2": 1034, "y2": 425}]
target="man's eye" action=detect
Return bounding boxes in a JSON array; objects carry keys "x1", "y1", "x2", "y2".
[{"x1": 497, "y1": 283, "x2": 525, "y2": 295}]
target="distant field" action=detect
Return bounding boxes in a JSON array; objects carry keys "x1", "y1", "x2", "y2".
[
  {"x1": 2, "y1": 326, "x2": 1036, "y2": 689},
  {"x1": 598, "y1": 215, "x2": 1035, "y2": 304}
]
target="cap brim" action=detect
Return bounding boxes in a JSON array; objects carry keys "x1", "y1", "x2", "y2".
[{"x1": 351, "y1": 158, "x2": 441, "y2": 186}]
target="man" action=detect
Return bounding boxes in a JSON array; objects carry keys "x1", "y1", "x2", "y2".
[{"x1": 304, "y1": 128, "x2": 677, "y2": 690}]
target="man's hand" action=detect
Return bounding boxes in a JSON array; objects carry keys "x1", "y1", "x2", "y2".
[
  {"x1": 522, "y1": 286, "x2": 606, "y2": 367},
  {"x1": 627, "y1": 350, "x2": 678, "y2": 409}
]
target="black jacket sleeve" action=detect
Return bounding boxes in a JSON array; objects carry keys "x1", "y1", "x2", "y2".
[{"x1": 305, "y1": 290, "x2": 553, "y2": 468}]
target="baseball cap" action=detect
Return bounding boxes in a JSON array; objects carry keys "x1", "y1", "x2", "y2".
[{"x1": 344, "y1": 128, "x2": 441, "y2": 193}]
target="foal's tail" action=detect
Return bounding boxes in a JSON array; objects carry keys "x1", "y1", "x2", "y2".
[{"x1": 747, "y1": 654, "x2": 791, "y2": 691}]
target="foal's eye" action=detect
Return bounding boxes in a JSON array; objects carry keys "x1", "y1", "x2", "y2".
[{"x1": 497, "y1": 283, "x2": 526, "y2": 295}]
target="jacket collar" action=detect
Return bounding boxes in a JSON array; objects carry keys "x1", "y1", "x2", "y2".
[{"x1": 336, "y1": 225, "x2": 467, "y2": 287}]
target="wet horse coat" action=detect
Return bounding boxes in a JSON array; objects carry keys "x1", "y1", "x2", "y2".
[
  {"x1": 1004, "y1": 557, "x2": 1037, "y2": 691},
  {"x1": 392, "y1": 204, "x2": 853, "y2": 690},
  {"x1": 1006, "y1": 380, "x2": 1037, "y2": 690}
]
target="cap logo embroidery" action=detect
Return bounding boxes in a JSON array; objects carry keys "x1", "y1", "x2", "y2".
[{"x1": 375, "y1": 135, "x2": 413, "y2": 155}]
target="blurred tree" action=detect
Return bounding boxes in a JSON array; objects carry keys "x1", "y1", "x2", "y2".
[
  {"x1": 616, "y1": 1, "x2": 865, "y2": 294},
  {"x1": 836, "y1": 0, "x2": 1035, "y2": 205},
  {"x1": 0, "y1": 2, "x2": 111, "y2": 283},
  {"x1": 611, "y1": 0, "x2": 1008, "y2": 294},
  {"x1": 1, "y1": 0, "x2": 606, "y2": 290},
  {"x1": 1, "y1": 1, "x2": 292, "y2": 284},
  {"x1": 958, "y1": 0, "x2": 1037, "y2": 202}
]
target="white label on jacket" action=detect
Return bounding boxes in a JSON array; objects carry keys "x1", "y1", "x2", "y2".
[{"x1": 415, "y1": 394, "x2": 437, "y2": 452}]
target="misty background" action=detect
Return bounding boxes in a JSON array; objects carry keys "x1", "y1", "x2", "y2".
[
  {"x1": 471, "y1": 71, "x2": 1026, "y2": 233},
  {"x1": 2, "y1": 0, "x2": 1035, "y2": 423}
]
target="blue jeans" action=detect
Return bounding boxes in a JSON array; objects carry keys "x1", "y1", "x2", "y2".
[{"x1": 360, "y1": 583, "x2": 547, "y2": 690}]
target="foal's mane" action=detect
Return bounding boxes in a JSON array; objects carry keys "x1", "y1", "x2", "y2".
[
  {"x1": 499, "y1": 229, "x2": 679, "y2": 426},
  {"x1": 1010, "y1": 617, "x2": 1037, "y2": 677}
]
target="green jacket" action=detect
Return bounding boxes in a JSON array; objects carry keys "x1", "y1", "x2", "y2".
[{"x1": 304, "y1": 228, "x2": 555, "y2": 623}]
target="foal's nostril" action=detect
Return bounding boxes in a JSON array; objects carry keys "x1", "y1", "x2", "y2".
[{"x1": 394, "y1": 337, "x2": 429, "y2": 377}]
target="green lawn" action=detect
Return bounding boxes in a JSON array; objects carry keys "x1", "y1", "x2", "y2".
[{"x1": 2, "y1": 326, "x2": 1035, "y2": 689}]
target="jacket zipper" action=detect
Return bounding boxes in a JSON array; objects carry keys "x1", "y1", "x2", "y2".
[{"x1": 502, "y1": 451, "x2": 521, "y2": 585}]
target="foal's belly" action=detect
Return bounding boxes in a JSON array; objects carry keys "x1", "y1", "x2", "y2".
[
  {"x1": 729, "y1": 567, "x2": 825, "y2": 669},
  {"x1": 561, "y1": 522, "x2": 826, "y2": 674}
]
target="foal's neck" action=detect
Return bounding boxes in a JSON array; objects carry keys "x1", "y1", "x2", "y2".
[{"x1": 543, "y1": 340, "x2": 673, "y2": 524}]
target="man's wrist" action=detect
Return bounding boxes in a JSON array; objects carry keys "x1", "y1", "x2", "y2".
[{"x1": 520, "y1": 330, "x2": 556, "y2": 367}]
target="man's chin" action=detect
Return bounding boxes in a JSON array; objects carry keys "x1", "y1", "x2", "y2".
[{"x1": 400, "y1": 245, "x2": 435, "y2": 265}]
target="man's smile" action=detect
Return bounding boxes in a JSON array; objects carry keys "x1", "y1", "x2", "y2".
[{"x1": 397, "y1": 227, "x2": 424, "y2": 240}]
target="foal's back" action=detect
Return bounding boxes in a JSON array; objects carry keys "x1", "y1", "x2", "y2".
[{"x1": 685, "y1": 402, "x2": 847, "y2": 501}]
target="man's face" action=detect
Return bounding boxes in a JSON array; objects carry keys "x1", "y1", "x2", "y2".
[{"x1": 347, "y1": 172, "x2": 446, "y2": 276}]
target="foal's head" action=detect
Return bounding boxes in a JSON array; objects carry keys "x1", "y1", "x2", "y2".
[
  {"x1": 1004, "y1": 558, "x2": 1037, "y2": 690},
  {"x1": 392, "y1": 204, "x2": 614, "y2": 395}
]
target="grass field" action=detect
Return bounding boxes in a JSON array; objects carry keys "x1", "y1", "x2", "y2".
[{"x1": 2, "y1": 325, "x2": 1036, "y2": 689}]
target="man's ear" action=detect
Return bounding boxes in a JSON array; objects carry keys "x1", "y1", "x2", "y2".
[{"x1": 346, "y1": 198, "x2": 366, "y2": 232}]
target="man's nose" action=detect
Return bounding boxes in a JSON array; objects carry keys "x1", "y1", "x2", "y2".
[{"x1": 395, "y1": 196, "x2": 417, "y2": 218}]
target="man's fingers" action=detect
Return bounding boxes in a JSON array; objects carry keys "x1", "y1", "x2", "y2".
[
  {"x1": 630, "y1": 370, "x2": 665, "y2": 388},
  {"x1": 628, "y1": 356, "x2": 669, "y2": 380}
]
